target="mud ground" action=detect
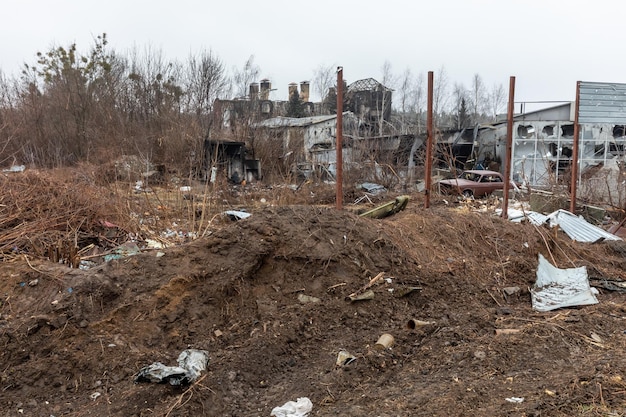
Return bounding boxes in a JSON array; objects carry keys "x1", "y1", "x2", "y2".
[{"x1": 2, "y1": 188, "x2": 626, "y2": 416}]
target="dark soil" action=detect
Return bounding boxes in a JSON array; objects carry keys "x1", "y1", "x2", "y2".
[{"x1": 2, "y1": 194, "x2": 626, "y2": 416}]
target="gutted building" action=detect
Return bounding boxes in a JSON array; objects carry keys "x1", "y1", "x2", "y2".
[
  {"x1": 203, "y1": 138, "x2": 261, "y2": 184},
  {"x1": 452, "y1": 84, "x2": 626, "y2": 204},
  {"x1": 252, "y1": 113, "x2": 359, "y2": 178}
]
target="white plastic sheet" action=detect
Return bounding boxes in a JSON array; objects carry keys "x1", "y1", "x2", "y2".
[
  {"x1": 531, "y1": 254, "x2": 598, "y2": 312},
  {"x1": 270, "y1": 397, "x2": 313, "y2": 417}
]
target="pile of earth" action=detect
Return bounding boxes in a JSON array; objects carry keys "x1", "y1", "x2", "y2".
[{"x1": 1, "y1": 196, "x2": 626, "y2": 416}]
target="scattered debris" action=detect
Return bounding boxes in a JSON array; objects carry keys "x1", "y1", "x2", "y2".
[
  {"x1": 270, "y1": 397, "x2": 313, "y2": 417},
  {"x1": 504, "y1": 208, "x2": 622, "y2": 243},
  {"x1": 406, "y1": 319, "x2": 435, "y2": 330},
  {"x1": 2, "y1": 165, "x2": 26, "y2": 173},
  {"x1": 503, "y1": 208, "x2": 548, "y2": 225},
  {"x1": 359, "y1": 182, "x2": 387, "y2": 195},
  {"x1": 359, "y1": 195, "x2": 409, "y2": 219},
  {"x1": 547, "y1": 210, "x2": 621, "y2": 243},
  {"x1": 502, "y1": 286, "x2": 521, "y2": 296},
  {"x1": 336, "y1": 350, "x2": 356, "y2": 366},
  {"x1": 297, "y1": 294, "x2": 321, "y2": 304},
  {"x1": 224, "y1": 210, "x2": 252, "y2": 221},
  {"x1": 103, "y1": 242, "x2": 141, "y2": 262},
  {"x1": 531, "y1": 254, "x2": 598, "y2": 312},
  {"x1": 375, "y1": 333, "x2": 394, "y2": 350},
  {"x1": 347, "y1": 289, "x2": 375, "y2": 302},
  {"x1": 134, "y1": 349, "x2": 209, "y2": 386},
  {"x1": 347, "y1": 272, "x2": 385, "y2": 301},
  {"x1": 505, "y1": 397, "x2": 524, "y2": 403}
]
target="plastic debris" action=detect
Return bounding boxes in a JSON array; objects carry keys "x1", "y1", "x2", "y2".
[
  {"x1": 224, "y1": 210, "x2": 252, "y2": 221},
  {"x1": 2, "y1": 165, "x2": 25, "y2": 173},
  {"x1": 359, "y1": 182, "x2": 387, "y2": 195},
  {"x1": 336, "y1": 350, "x2": 356, "y2": 366},
  {"x1": 103, "y1": 242, "x2": 141, "y2": 262},
  {"x1": 270, "y1": 397, "x2": 313, "y2": 417},
  {"x1": 505, "y1": 397, "x2": 524, "y2": 403},
  {"x1": 531, "y1": 254, "x2": 598, "y2": 312},
  {"x1": 135, "y1": 349, "x2": 209, "y2": 386}
]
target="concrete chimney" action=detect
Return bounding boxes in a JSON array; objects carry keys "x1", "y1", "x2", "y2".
[
  {"x1": 288, "y1": 82, "x2": 298, "y2": 99},
  {"x1": 299, "y1": 81, "x2": 310, "y2": 102},
  {"x1": 260, "y1": 79, "x2": 271, "y2": 100},
  {"x1": 249, "y1": 82, "x2": 259, "y2": 100}
]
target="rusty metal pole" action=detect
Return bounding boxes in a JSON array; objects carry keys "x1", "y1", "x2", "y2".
[
  {"x1": 569, "y1": 81, "x2": 581, "y2": 214},
  {"x1": 424, "y1": 71, "x2": 434, "y2": 209},
  {"x1": 501, "y1": 76, "x2": 515, "y2": 219},
  {"x1": 336, "y1": 67, "x2": 343, "y2": 210}
]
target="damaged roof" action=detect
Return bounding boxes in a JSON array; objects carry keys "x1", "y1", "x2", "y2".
[
  {"x1": 347, "y1": 78, "x2": 392, "y2": 93},
  {"x1": 254, "y1": 112, "x2": 354, "y2": 128}
]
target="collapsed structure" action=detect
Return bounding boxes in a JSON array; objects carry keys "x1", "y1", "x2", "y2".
[
  {"x1": 441, "y1": 82, "x2": 626, "y2": 205},
  {"x1": 208, "y1": 78, "x2": 413, "y2": 181}
]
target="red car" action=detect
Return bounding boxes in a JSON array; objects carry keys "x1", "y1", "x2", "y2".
[{"x1": 438, "y1": 170, "x2": 511, "y2": 198}]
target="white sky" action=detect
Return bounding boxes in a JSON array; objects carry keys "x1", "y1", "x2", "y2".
[{"x1": 2, "y1": 0, "x2": 624, "y2": 110}]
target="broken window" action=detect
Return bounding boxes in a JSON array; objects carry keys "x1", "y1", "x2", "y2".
[
  {"x1": 609, "y1": 125, "x2": 626, "y2": 155},
  {"x1": 517, "y1": 125, "x2": 535, "y2": 139},
  {"x1": 542, "y1": 125, "x2": 555, "y2": 137},
  {"x1": 613, "y1": 125, "x2": 626, "y2": 138},
  {"x1": 561, "y1": 124, "x2": 574, "y2": 138}
]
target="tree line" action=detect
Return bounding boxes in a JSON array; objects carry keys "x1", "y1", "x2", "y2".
[{"x1": 0, "y1": 34, "x2": 507, "y2": 173}]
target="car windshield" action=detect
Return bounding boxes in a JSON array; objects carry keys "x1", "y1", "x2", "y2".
[{"x1": 459, "y1": 172, "x2": 481, "y2": 182}]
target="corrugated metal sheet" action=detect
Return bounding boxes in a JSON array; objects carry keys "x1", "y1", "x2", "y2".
[
  {"x1": 548, "y1": 209, "x2": 622, "y2": 243},
  {"x1": 578, "y1": 81, "x2": 626, "y2": 124}
]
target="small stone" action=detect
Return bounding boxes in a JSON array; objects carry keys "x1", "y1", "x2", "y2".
[{"x1": 503, "y1": 286, "x2": 521, "y2": 296}]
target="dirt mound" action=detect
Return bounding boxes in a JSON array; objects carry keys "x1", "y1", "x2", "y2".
[{"x1": 2, "y1": 199, "x2": 626, "y2": 416}]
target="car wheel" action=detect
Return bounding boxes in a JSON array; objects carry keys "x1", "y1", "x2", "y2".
[{"x1": 462, "y1": 189, "x2": 473, "y2": 198}]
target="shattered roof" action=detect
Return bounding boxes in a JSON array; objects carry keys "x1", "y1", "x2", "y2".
[
  {"x1": 347, "y1": 78, "x2": 392, "y2": 93},
  {"x1": 254, "y1": 112, "x2": 353, "y2": 128}
]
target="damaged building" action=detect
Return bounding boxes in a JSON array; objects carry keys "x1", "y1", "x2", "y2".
[
  {"x1": 252, "y1": 78, "x2": 412, "y2": 179},
  {"x1": 444, "y1": 82, "x2": 626, "y2": 204},
  {"x1": 252, "y1": 113, "x2": 359, "y2": 178},
  {"x1": 212, "y1": 79, "x2": 319, "y2": 135},
  {"x1": 203, "y1": 138, "x2": 261, "y2": 184},
  {"x1": 209, "y1": 76, "x2": 413, "y2": 182}
]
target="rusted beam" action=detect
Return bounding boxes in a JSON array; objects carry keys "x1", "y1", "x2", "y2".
[
  {"x1": 424, "y1": 71, "x2": 434, "y2": 209},
  {"x1": 336, "y1": 67, "x2": 344, "y2": 210},
  {"x1": 570, "y1": 81, "x2": 581, "y2": 214},
  {"x1": 501, "y1": 76, "x2": 515, "y2": 219}
]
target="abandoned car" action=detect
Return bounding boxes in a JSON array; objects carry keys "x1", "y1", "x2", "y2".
[{"x1": 438, "y1": 170, "x2": 510, "y2": 198}]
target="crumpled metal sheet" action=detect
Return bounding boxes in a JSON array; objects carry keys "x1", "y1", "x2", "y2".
[
  {"x1": 135, "y1": 349, "x2": 209, "y2": 386},
  {"x1": 531, "y1": 254, "x2": 598, "y2": 312},
  {"x1": 548, "y1": 209, "x2": 621, "y2": 243}
]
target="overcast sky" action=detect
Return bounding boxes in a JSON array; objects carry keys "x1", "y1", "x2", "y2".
[{"x1": 2, "y1": 0, "x2": 624, "y2": 110}]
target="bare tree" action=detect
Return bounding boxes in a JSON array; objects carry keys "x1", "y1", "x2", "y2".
[
  {"x1": 396, "y1": 67, "x2": 414, "y2": 134},
  {"x1": 433, "y1": 65, "x2": 450, "y2": 126},
  {"x1": 377, "y1": 60, "x2": 397, "y2": 135},
  {"x1": 470, "y1": 73, "x2": 487, "y2": 124},
  {"x1": 185, "y1": 49, "x2": 229, "y2": 137},
  {"x1": 451, "y1": 83, "x2": 469, "y2": 130},
  {"x1": 488, "y1": 83, "x2": 507, "y2": 121},
  {"x1": 414, "y1": 72, "x2": 425, "y2": 134},
  {"x1": 312, "y1": 63, "x2": 335, "y2": 104},
  {"x1": 232, "y1": 55, "x2": 260, "y2": 99}
]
